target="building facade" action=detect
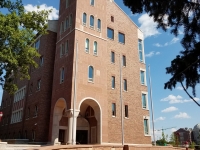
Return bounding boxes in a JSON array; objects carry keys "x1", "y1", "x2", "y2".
[{"x1": 0, "y1": 0, "x2": 151, "y2": 145}]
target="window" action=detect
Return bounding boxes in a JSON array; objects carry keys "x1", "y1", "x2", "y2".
[
  {"x1": 60, "y1": 68, "x2": 64, "y2": 83},
  {"x1": 142, "y1": 93, "x2": 147, "y2": 109},
  {"x1": 111, "y1": 76, "x2": 115, "y2": 89},
  {"x1": 111, "y1": 16, "x2": 114, "y2": 22},
  {"x1": 29, "y1": 83, "x2": 33, "y2": 94},
  {"x1": 88, "y1": 66, "x2": 94, "y2": 82},
  {"x1": 97, "y1": 19, "x2": 101, "y2": 31},
  {"x1": 28, "y1": 107, "x2": 30, "y2": 118},
  {"x1": 107, "y1": 28, "x2": 114, "y2": 39},
  {"x1": 37, "y1": 79, "x2": 41, "y2": 90},
  {"x1": 93, "y1": 41, "x2": 97, "y2": 55},
  {"x1": 125, "y1": 105, "x2": 128, "y2": 118},
  {"x1": 69, "y1": 14, "x2": 72, "y2": 27},
  {"x1": 60, "y1": 44, "x2": 65, "y2": 57},
  {"x1": 66, "y1": 17, "x2": 69, "y2": 29},
  {"x1": 65, "y1": 40, "x2": 69, "y2": 54},
  {"x1": 34, "y1": 105, "x2": 38, "y2": 117},
  {"x1": 90, "y1": 15, "x2": 94, "y2": 28},
  {"x1": 32, "y1": 130, "x2": 35, "y2": 141},
  {"x1": 138, "y1": 39, "x2": 144, "y2": 62},
  {"x1": 144, "y1": 119, "x2": 149, "y2": 135},
  {"x1": 83, "y1": 13, "x2": 87, "y2": 25},
  {"x1": 140, "y1": 70, "x2": 145, "y2": 85},
  {"x1": 66, "y1": 0, "x2": 69, "y2": 8},
  {"x1": 35, "y1": 39, "x2": 40, "y2": 50},
  {"x1": 90, "y1": 0, "x2": 94, "y2": 6},
  {"x1": 85, "y1": 38, "x2": 89, "y2": 53},
  {"x1": 118, "y1": 32, "x2": 125, "y2": 44},
  {"x1": 123, "y1": 79, "x2": 127, "y2": 91},
  {"x1": 111, "y1": 51, "x2": 115, "y2": 63},
  {"x1": 112, "y1": 103, "x2": 116, "y2": 116},
  {"x1": 122, "y1": 55, "x2": 126, "y2": 66},
  {"x1": 40, "y1": 56, "x2": 44, "y2": 67},
  {"x1": 60, "y1": 22, "x2": 64, "y2": 33}
]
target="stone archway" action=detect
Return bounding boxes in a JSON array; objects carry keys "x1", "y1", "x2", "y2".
[
  {"x1": 78, "y1": 98, "x2": 102, "y2": 144},
  {"x1": 51, "y1": 98, "x2": 67, "y2": 145}
]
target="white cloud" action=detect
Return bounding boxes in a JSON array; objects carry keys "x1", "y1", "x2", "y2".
[
  {"x1": 160, "y1": 94, "x2": 200, "y2": 104},
  {"x1": 161, "y1": 106, "x2": 178, "y2": 113},
  {"x1": 154, "y1": 117, "x2": 166, "y2": 122},
  {"x1": 24, "y1": 4, "x2": 59, "y2": 20},
  {"x1": 138, "y1": 14, "x2": 160, "y2": 38},
  {"x1": 176, "y1": 86, "x2": 183, "y2": 90},
  {"x1": 153, "y1": 37, "x2": 179, "y2": 47},
  {"x1": 171, "y1": 128, "x2": 177, "y2": 132},
  {"x1": 145, "y1": 51, "x2": 160, "y2": 57},
  {"x1": 174, "y1": 112, "x2": 191, "y2": 119}
]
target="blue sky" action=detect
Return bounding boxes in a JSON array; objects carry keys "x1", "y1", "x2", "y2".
[{"x1": 1, "y1": 0, "x2": 200, "y2": 141}]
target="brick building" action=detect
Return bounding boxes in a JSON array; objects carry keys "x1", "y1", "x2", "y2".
[
  {"x1": 0, "y1": 0, "x2": 151, "y2": 145},
  {"x1": 174, "y1": 128, "x2": 193, "y2": 145}
]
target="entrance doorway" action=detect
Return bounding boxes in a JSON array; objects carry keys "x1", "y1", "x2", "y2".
[
  {"x1": 76, "y1": 130, "x2": 88, "y2": 144},
  {"x1": 59, "y1": 129, "x2": 65, "y2": 144}
]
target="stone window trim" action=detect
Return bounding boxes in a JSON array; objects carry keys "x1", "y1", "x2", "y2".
[
  {"x1": 122, "y1": 54, "x2": 126, "y2": 67},
  {"x1": 83, "y1": 12, "x2": 87, "y2": 26},
  {"x1": 111, "y1": 51, "x2": 115, "y2": 64},
  {"x1": 90, "y1": 15, "x2": 95, "y2": 29},
  {"x1": 97, "y1": 18, "x2": 101, "y2": 32},
  {"x1": 143, "y1": 116, "x2": 151, "y2": 136},
  {"x1": 90, "y1": 0, "x2": 95, "y2": 6},
  {"x1": 85, "y1": 38, "x2": 90, "y2": 53},
  {"x1": 111, "y1": 76, "x2": 115, "y2": 89},
  {"x1": 123, "y1": 78, "x2": 128, "y2": 92},
  {"x1": 88, "y1": 65, "x2": 94, "y2": 83},
  {"x1": 141, "y1": 91, "x2": 149, "y2": 110},
  {"x1": 107, "y1": 27, "x2": 114, "y2": 40},
  {"x1": 140, "y1": 68, "x2": 147, "y2": 86},
  {"x1": 118, "y1": 32, "x2": 125, "y2": 44},
  {"x1": 93, "y1": 41, "x2": 98, "y2": 56}
]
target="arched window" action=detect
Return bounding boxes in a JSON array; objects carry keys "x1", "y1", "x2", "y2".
[
  {"x1": 65, "y1": 40, "x2": 69, "y2": 54},
  {"x1": 60, "y1": 68, "x2": 65, "y2": 83},
  {"x1": 83, "y1": 13, "x2": 87, "y2": 25},
  {"x1": 35, "y1": 105, "x2": 38, "y2": 117},
  {"x1": 90, "y1": 15, "x2": 94, "y2": 28},
  {"x1": 69, "y1": 14, "x2": 72, "y2": 26},
  {"x1": 93, "y1": 41, "x2": 97, "y2": 55},
  {"x1": 85, "y1": 38, "x2": 89, "y2": 53},
  {"x1": 97, "y1": 19, "x2": 101, "y2": 30},
  {"x1": 88, "y1": 66, "x2": 94, "y2": 81}
]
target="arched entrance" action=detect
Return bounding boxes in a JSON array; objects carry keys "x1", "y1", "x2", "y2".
[
  {"x1": 51, "y1": 98, "x2": 67, "y2": 144},
  {"x1": 78, "y1": 98, "x2": 101, "y2": 144}
]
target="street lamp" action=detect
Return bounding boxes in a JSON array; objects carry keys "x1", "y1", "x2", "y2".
[{"x1": 0, "y1": 112, "x2": 3, "y2": 122}]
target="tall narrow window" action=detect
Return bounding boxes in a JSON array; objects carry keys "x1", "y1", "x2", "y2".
[
  {"x1": 140, "y1": 70, "x2": 145, "y2": 85},
  {"x1": 30, "y1": 83, "x2": 33, "y2": 94},
  {"x1": 111, "y1": 51, "x2": 115, "y2": 63},
  {"x1": 107, "y1": 28, "x2": 114, "y2": 39},
  {"x1": 144, "y1": 119, "x2": 149, "y2": 135},
  {"x1": 90, "y1": 0, "x2": 94, "y2": 6},
  {"x1": 118, "y1": 32, "x2": 125, "y2": 44},
  {"x1": 60, "y1": 68, "x2": 64, "y2": 83},
  {"x1": 28, "y1": 107, "x2": 30, "y2": 119},
  {"x1": 37, "y1": 79, "x2": 41, "y2": 90},
  {"x1": 66, "y1": 0, "x2": 69, "y2": 8},
  {"x1": 90, "y1": 15, "x2": 94, "y2": 28},
  {"x1": 123, "y1": 79, "x2": 127, "y2": 91},
  {"x1": 112, "y1": 103, "x2": 116, "y2": 116},
  {"x1": 35, "y1": 39, "x2": 40, "y2": 50},
  {"x1": 69, "y1": 14, "x2": 72, "y2": 26},
  {"x1": 88, "y1": 66, "x2": 94, "y2": 82},
  {"x1": 111, "y1": 76, "x2": 115, "y2": 89},
  {"x1": 122, "y1": 55, "x2": 126, "y2": 66},
  {"x1": 83, "y1": 13, "x2": 87, "y2": 25},
  {"x1": 35, "y1": 105, "x2": 38, "y2": 117},
  {"x1": 111, "y1": 16, "x2": 114, "y2": 22},
  {"x1": 61, "y1": 22, "x2": 64, "y2": 33},
  {"x1": 60, "y1": 44, "x2": 65, "y2": 57},
  {"x1": 85, "y1": 38, "x2": 89, "y2": 53},
  {"x1": 93, "y1": 41, "x2": 97, "y2": 55},
  {"x1": 97, "y1": 19, "x2": 101, "y2": 31},
  {"x1": 139, "y1": 39, "x2": 143, "y2": 62},
  {"x1": 65, "y1": 40, "x2": 69, "y2": 54},
  {"x1": 40, "y1": 56, "x2": 44, "y2": 67},
  {"x1": 66, "y1": 17, "x2": 69, "y2": 29},
  {"x1": 125, "y1": 105, "x2": 128, "y2": 118},
  {"x1": 142, "y1": 93, "x2": 147, "y2": 109},
  {"x1": 32, "y1": 130, "x2": 35, "y2": 141}
]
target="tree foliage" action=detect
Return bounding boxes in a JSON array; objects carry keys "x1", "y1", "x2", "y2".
[
  {"x1": 0, "y1": 0, "x2": 50, "y2": 94},
  {"x1": 123, "y1": 0, "x2": 200, "y2": 106}
]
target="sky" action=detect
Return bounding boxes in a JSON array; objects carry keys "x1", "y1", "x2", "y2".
[{"x1": 0, "y1": 0, "x2": 200, "y2": 141}]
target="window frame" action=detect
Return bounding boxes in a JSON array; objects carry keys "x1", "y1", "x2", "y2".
[
  {"x1": 88, "y1": 66, "x2": 94, "y2": 82},
  {"x1": 138, "y1": 39, "x2": 144, "y2": 63},
  {"x1": 118, "y1": 32, "x2": 125, "y2": 44},
  {"x1": 112, "y1": 103, "x2": 116, "y2": 117},
  {"x1": 37, "y1": 79, "x2": 41, "y2": 91},
  {"x1": 111, "y1": 76, "x2": 115, "y2": 89},
  {"x1": 111, "y1": 51, "x2": 115, "y2": 63},
  {"x1": 125, "y1": 105, "x2": 128, "y2": 118},
  {"x1": 39, "y1": 56, "x2": 44, "y2": 67},
  {"x1": 66, "y1": 0, "x2": 69, "y2": 8},
  {"x1": 140, "y1": 69, "x2": 146, "y2": 85},
  {"x1": 107, "y1": 27, "x2": 114, "y2": 40},
  {"x1": 143, "y1": 116, "x2": 150, "y2": 136},
  {"x1": 85, "y1": 38, "x2": 89, "y2": 53},
  {"x1": 83, "y1": 13, "x2": 87, "y2": 25},
  {"x1": 97, "y1": 19, "x2": 101, "y2": 31},
  {"x1": 141, "y1": 92, "x2": 148, "y2": 110},
  {"x1": 60, "y1": 67, "x2": 65, "y2": 83},
  {"x1": 93, "y1": 41, "x2": 97, "y2": 55},
  {"x1": 90, "y1": 15, "x2": 94, "y2": 28},
  {"x1": 65, "y1": 40, "x2": 69, "y2": 54},
  {"x1": 123, "y1": 79, "x2": 127, "y2": 91},
  {"x1": 90, "y1": 0, "x2": 94, "y2": 6},
  {"x1": 122, "y1": 55, "x2": 126, "y2": 67},
  {"x1": 65, "y1": 17, "x2": 69, "y2": 30}
]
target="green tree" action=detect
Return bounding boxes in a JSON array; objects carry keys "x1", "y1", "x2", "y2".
[
  {"x1": 169, "y1": 133, "x2": 175, "y2": 146},
  {"x1": 156, "y1": 132, "x2": 168, "y2": 146},
  {"x1": 0, "y1": 0, "x2": 50, "y2": 94},
  {"x1": 123, "y1": 0, "x2": 200, "y2": 107}
]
